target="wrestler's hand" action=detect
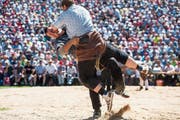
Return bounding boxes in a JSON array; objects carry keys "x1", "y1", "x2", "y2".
[
  {"x1": 46, "y1": 27, "x2": 60, "y2": 39},
  {"x1": 57, "y1": 37, "x2": 79, "y2": 57}
]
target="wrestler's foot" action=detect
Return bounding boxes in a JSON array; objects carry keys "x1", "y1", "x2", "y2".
[
  {"x1": 121, "y1": 92, "x2": 130, "y2": 98},
  {"x1": 93, "y1": 109, "x2": 101, "y2": 119},
  {"x1": 115, "y1": 91, "x2": 130, "y2": 98},
  {"x1": 114, "y1": 85, "x2": 129, "y2": 98},
  {"x1": 114, "y1": 84, "x2": 125, "y2": 96}
]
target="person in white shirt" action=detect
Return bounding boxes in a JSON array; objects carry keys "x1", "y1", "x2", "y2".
[
  {"x1": 136, "y1": 62, "x2": 151, "y2": 91},
  {"x1": 136, "y1": 69, "x2": 149, "y2": 91},
  {"x1": 163, "y1": 61, "x2": 175, "y2": 86},
  {"x1": 174, "y1": 62, "x2": 180, "y2": 73}
]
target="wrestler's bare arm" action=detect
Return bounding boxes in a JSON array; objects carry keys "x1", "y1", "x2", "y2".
[{"x1": 59, "y1": 37, "x2": 79, "y2": 55}]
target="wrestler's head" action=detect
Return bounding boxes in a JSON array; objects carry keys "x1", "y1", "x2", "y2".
[{"x1": 60, "y1": 0, "x2": 74, "y2": 10}]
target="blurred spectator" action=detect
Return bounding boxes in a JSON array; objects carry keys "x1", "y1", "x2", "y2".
[
  {"x1": 34, "y1": 60, "x2": 46, "y2": 86},
  {"x1": 20, "y1": 55, "x2": 28, "y2": 67},
  {"x1": 9, "y1": 53, "x2": 18, "y2": 66},
  {"x1": 170, "y1": 55, "x2": 178, "y2": 67},
  {"x1": 3, "y1": 61, "x2": 13, "y2": 86},
  {"x1": 174, "y1": 62, "x2": 180, "y2": 73},
  {"x1": 152, "y1": 60, "x2": 164, "y2": 81},
  {"x1": 1, "y1": 55, "x2": 10, "y2": 67},
  {"x1": 13, "y1": 61, "x2": 24, "y2": 86},
  {"x1": 66, "y1": 62, "x2": 78, "y2": 85},
  {"x1": 163, "y1": 61, "x2": 175, "y2": 86},
  {"x1": 144, "y1": 56, "x2": 153, "y2": 68},
  {"x1": 46, "y1": 59, "x2": 58, "y2": 86},
  {"x1": 24, "y1": 61, "x2": 36, "y2": 86},
  {"x1": 57, "y1": 60, "x2": 66, "y2": 86}
]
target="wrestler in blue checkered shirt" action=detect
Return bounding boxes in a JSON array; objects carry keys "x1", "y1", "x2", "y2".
[{"x1": 52, "y1": 4, "x2": 94, "y2": 39}]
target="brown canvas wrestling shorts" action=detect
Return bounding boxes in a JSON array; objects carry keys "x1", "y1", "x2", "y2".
[{"x1": 75, "y1": 31, "x2": 106, "y2": 62}]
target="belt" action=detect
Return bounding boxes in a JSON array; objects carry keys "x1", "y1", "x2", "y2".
[{"x1": 78, "y1": 31, "x2": 93, "y2": 44}]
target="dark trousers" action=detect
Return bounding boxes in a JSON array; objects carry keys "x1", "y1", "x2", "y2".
[
  {"x1": 89, "y1": 90, "x2": 101, "y2": 111},
  {"x1": 100, "y1": 44, "x2": 127, "y2": 91},
  {"x1": 78, "y1": 59, "x2": 99, "y2": 90},
  {"x1": 89, "y1": 68, "x2": 114, "y2": 111},
  {"x1": 78, "y1": 44, "x2": 128, "y2": 111},
  {"x1": 78, "y1": 44, "x2": 127, "y2": 90},
  {"x1": 78, "y1": 45, "x2": 128, "y2": 110},
  {"x1": 46, "y1": 74, "x2": 58, "y2": 85}
]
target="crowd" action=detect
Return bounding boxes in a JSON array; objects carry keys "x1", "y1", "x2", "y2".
[{"x1": 0, "y1": 0, "x2": 179, "y2": 86}]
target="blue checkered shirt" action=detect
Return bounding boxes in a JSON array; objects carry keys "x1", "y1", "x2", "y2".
[{"x1": 53, "y1": 4, "x2": 94, "y2": 39}]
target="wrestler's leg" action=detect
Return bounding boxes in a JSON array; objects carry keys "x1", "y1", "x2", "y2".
[
  {"x1": 101, "y1": 44, "x2": 144, "y2": 71},
  {"x1": 89, "y1": 90, "x2": 101, "y2": 118},
  {"x1": 78, "y1": 60, "x2": 106, "y2": 95},
  {"x1": 103, "y1": 58, "x2": 125, "y2": 94}
]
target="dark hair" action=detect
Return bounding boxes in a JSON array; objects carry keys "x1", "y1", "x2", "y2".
[{"x1": 61, "y1": 0, "x2": 74, "y2": 8}]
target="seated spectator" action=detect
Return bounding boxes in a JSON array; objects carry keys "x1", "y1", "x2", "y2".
[
  {"x1": 46, "y1": 59, "x2": 58, "y2": 86},
  {"x1": 3, "y1": 61, "x2": 14, "y2": 86},
  {"x1": 1, "y1": 55, "x2": 10, "y2": 67},
  {"x1": 170, "y1": 55, "x2": 178, "y2": 67},
  {"x1": 9, "y1": 52, "x2": 18, "y2": 66},
  {"x1": 20, "y1": 55, "x2": 28, "y2": 67},
  {"x1": 25, "y1": 49, "x2": 33, "y2": 60},
  {"x1": 163, "y1": 61, "x2": 175, "y2": 86},
  {"x1": 34, "y1": 60, "x2": 46, "y2": 86},
  {"x1": 13, "y1": 61, "x2": 24, "y2": 86},
  {"x1": 152, "y1": 60, "x2": 164, "y2": 81},
  {"x1": 57, "y1": 60, "x2": 66, "y2": 86},
  {"x1": 23, "y1": 61, "x2": 36, "y2": 86},
  {"x1": 66, "y1": 62, "x2": 78, "y2": 85}
]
